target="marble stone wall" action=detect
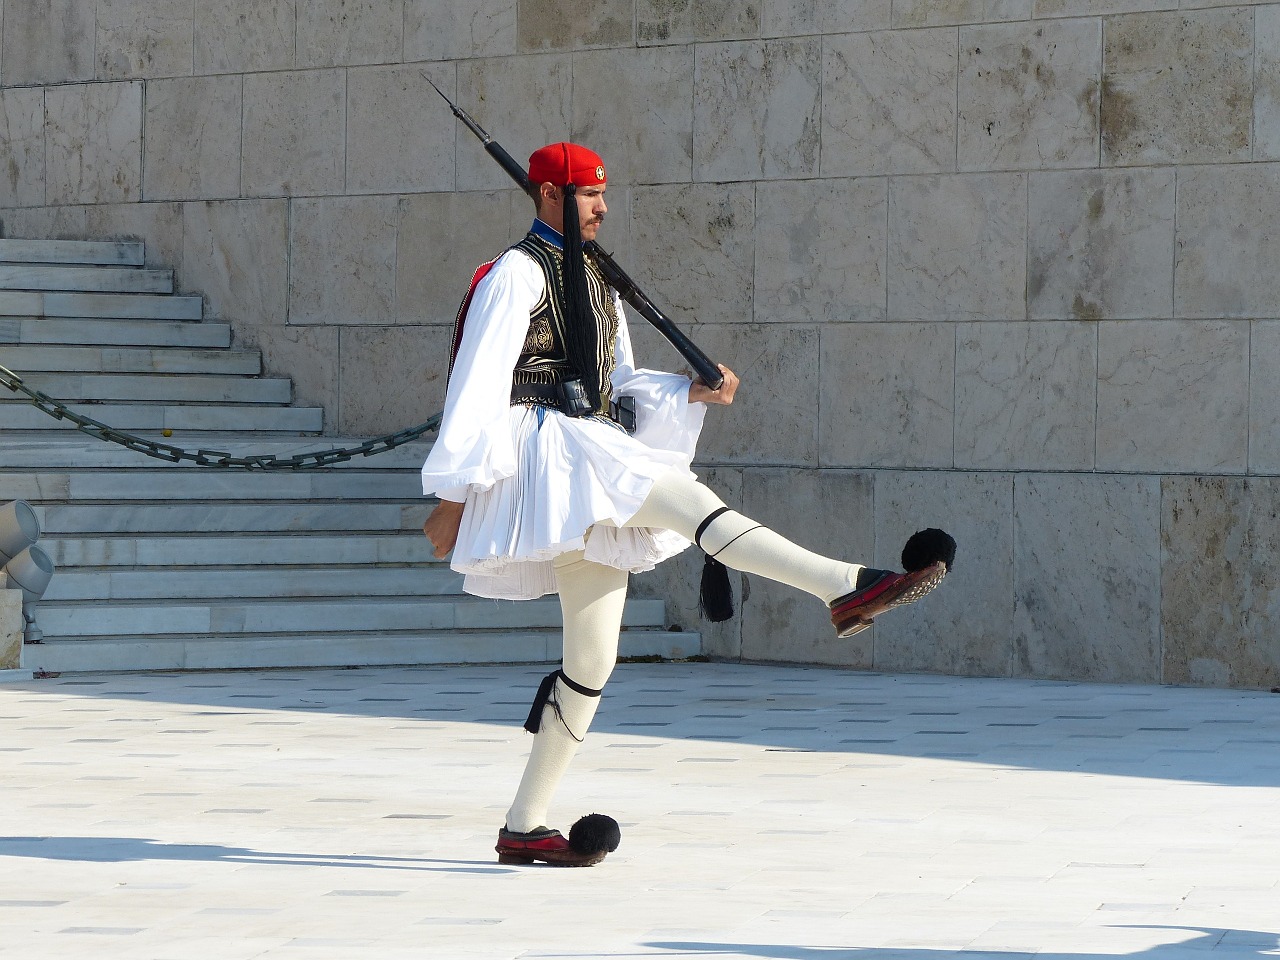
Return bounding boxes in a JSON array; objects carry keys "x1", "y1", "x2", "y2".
[{"x1": 3, "y1": 0, "x2": 1279, "y2": 688}]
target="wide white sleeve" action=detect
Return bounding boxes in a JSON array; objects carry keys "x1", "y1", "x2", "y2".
[
  {"x1": 609, "y1": 298, "x2": 707, "y2": 460},
  {"x1": 420, "y1": 251, "x2": 542, "y2": 498}
]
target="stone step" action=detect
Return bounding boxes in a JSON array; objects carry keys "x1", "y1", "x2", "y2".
[
  {"x1": 21, "y1": 628, "x2": 700, "y2": 674},
  {"x1": 0, "y1": 401, "x2": 324, "y2": 433},
  {"x1": 43, "y1": 566, "x2": 463, "y2": 601},
  {"x1": 16, "y1": 372, "x2": 292, "y2": 404},
  {"x1": 0, "y1": 437, "x2": 434, "y2": 470},
  {"x1": 0, "y1": 469, "x2": 419, "y2": 503},
  {"x1": 33, "y1": 596, "x2": 667, "y2": 638},
  {"x1": 0, "y1": 290, "x2": 202, "y2": 320},
  {"x1": 0, "y1": 316, "x2": 231, "y2": 348},
  {"x1": 0, "y1": 238, "x2": 144, "y2": 266},
  {"x1": 46, "y1": 533, "x2": 440, "y2": 568},
  {"x1": 0, "y1": 264, "x2": 173, "y2": 294},
  {"x1": 35, "y1": 501, "x2": 425, "y2": 534},
  {"x1": 0, "y1": 344, "x2": 260, "y2": 375}
]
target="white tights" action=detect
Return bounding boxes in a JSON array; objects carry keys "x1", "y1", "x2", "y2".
[{"x1": 503, "y1": 470, "x2": 863, "y2": 833}]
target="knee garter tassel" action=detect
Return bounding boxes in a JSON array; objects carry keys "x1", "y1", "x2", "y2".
[
  {"x1": 694, "y1": 507, "x2": 761, "y2": 624},
  {"x1": 524, "y1": 669, "x2": 603, "y2": 741}
]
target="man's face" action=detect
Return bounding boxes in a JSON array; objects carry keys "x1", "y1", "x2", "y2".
[{"x1": 538, "y1": 182, "x2": 607, "y2": 242}]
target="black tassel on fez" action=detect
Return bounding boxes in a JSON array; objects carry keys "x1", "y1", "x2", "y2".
[{"x1": 699, "y1": 554, "x2": 734, "y2": 623}]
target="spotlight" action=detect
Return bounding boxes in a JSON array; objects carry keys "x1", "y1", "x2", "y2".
[
  {"x1": 0, "y1": 499, "x2": 40, "y2": 564},
  {"x1": 1, "y1": 500, "x2": 54, "y2": 645}
]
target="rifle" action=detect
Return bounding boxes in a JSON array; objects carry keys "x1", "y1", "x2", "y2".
[{"x1": 424, "y1": 74, "x2": 725, "y2": 391}]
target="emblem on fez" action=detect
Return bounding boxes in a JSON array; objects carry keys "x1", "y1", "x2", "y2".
[{"x1": 595, "y1": 165, "x2": 605, "y2": 181}]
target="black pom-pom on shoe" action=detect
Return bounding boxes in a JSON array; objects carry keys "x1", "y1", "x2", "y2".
[
  {"x1": 568, "y1": 813, "x2": 621, "y2": 856},
  {"x1": 901, "y1": 528, "x2": 956, "y2": 573}
]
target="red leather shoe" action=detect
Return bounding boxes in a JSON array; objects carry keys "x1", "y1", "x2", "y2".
[
  {"x1": 495, "y1": 826, "x2": 607, "y2": 867},
  {"x1": 829, "y1": 561, "x2": 947, "y2": 638}
]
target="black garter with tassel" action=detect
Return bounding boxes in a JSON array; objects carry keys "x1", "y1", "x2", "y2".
[
  {"x1": 694, "y1": 506, "x2": 762, "y2": 623},
  {"x1": 523, "y1": 669, "x2": 603, "y2": 737}
]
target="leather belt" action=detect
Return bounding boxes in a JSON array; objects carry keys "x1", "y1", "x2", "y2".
[{"x1": 511, "y1": 381, "x2": 636, "y2": 434}]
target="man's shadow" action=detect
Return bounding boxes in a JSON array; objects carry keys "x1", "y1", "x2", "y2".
[{"x1": 0, "y1": 835, "x2": 512, "y2": 875}]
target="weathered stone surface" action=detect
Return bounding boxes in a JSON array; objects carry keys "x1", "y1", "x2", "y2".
[
  {"x1": 404, "y1": 0, "x2": 515, "y2": 60},
  {"x1": 182, "y1": 200, "x2": 289, "y2": 331},
  {"x1": 1096, "y1": 320, "x2": 1248, "y2": 473},
  {"x1": 637, "y1": 0, "x2": 761, "y2": 44},
  {"x1": 290, "y1": 196, "x2": 398, "y2": 325},
  {"x1": 754, "y1": 176, "x2": 886, "y2": 324},
  {"x1": 1259, "y1": 6, "x2": 1280, "y2": 161},
  {"x1": 255, "y1": 325, "x2": 340, "y2": 427},
  {"x1": 0, "y1": 589, "x2": 22, "y2": 669},
  {"x1": 1029, "y1": 168, "x2": 1174, "y2": 321},
  {"x1": 888, "y1": 174, "x2": 1026, "y2": 322},
  {"x1": 242, "y1": 71, "x2": 345, "y2": 197},
  {"x1": 45, "y1": 82, "x2": 144, "y2": 206},
  {"x1": 1014, "y1": 473, "x2": 1161, "y2": 683},
  {"x1": 739, "y1": 468, "x2": 875, "y2": 667},
  {"x1": 895, "y1": 0, "x2": 1033, "y2": 27},
  {"x1": 955, "y1": 321, "x2": 1095, "y2": 471},
  {"x1": 875, "y1": 471, "x2": 1014, "y2": 677},
  {"x1": 1176, "y1": 163, "x2": 1280, "y2": 319},
  {"x1": 1, "y1": 0, "x2": 95, "y2": 85},
  {"x1": 194, "y1": 0, "x2": 295, "y2": 73},
  {"x1": 86, "y1": 201, "x2": 184, "y2": 270},
  {"x1": 338, "y1": 325, "x2": 453, "y2": 435},
  {"x1": 1035, "y1": 0, "x2": 1173, "y2": 16},
  {"x1": 143, "y1": 75, "x2": 242, "y2": 201},
  {"x1": 630, "y1": 183, "x2": 754, "y2": 325},
  {"x1": 96, "y1": 0, "x2": 194, "y2": 80},
  {"x1": 1161, "y1": 477, "x2": 1280, "y2": 690},
  {"x1": 455, "y1": 56, "x2": 572, "y2": 192},
  {"x1": 822, "y1": 29, "x2": 957, "y2": 176},
  {"x1": 396, "y1": 191, "x2": 516, "y2": 324},
  {"x1": 1248, "y1": 321, "x2": 1280, "y2": 474},
  {"x1": 573, "y1": 47, "x2": 694, "y2": 185},
  {"x1": 629, "y1": 466, "x2": 743, "y2": 659},
  {"x1": 819, "y1": 323, "x2": 955, "y2": 469},
  {"x1": 958, "y1": 20, "x2": 1100, "y2": 170},
  {"x1": 693, "y1": 39, "x2": 821, "y2": 181},
  {"x1": 764, "y1": 0, "x2": 890, "y2": 35},
  {"x1": 518, "y1": 0, "x2": 632, "y2": 50},
  {"x1": 1101, "y1": 8, "x2": 1252, "y2": 165},
  {"x1": 347, "y1": 65, "x2": 455, "y2": 194},
  {"x1": 0, "y1": 206, "x2": 90, "y2": 240},
  {"x1": 0, "y1": 88, "x2": 45, "y2": 208},
  {"x1": 295, "y1": 0, "x2": 403, "y2": 68}
]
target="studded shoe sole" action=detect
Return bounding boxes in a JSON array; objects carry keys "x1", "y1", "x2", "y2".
[{"x1": 829, "y1": 562, "x2": 948, "y2": 638}]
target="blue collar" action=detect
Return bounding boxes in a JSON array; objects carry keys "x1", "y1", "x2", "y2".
[{"x1": 530, "y1": 218, "x2": 564, "y2": 249}]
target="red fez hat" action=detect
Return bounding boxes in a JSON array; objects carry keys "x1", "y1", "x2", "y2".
[{"x1": 528, "y1": 142, "x2": 606, "y2": 188}]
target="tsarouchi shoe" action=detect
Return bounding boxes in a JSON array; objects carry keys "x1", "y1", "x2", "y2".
[
  {"x1": 496, "y1": 814, "x2": 620, "y2": 867},
  {"x1": 829, "y1": 562, "x2": 948, "y2": 638}
]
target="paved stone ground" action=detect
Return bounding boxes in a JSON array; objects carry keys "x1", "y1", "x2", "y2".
[{"x1": 1, "y1": 662, "x2": 1277, "y2": 960}]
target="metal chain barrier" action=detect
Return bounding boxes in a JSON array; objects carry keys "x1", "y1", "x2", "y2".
[{"x1": 0, "y1": 362, "x2": 440, "y2": 470}]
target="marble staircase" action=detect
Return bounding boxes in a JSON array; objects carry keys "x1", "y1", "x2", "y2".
[{"x1": 0, "y1": 238, "x2": 698, "y2": 674}]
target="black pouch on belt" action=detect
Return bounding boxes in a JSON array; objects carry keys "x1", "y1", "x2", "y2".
[{"x1": 555, "y1": 379, "x2": 593, "y2": 418}]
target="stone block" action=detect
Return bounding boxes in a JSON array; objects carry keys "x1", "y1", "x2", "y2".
[
  {"x1": 96, "y1": 0, "x2": 194, "y2": 80},
  {"x1": 630, "y1": 183, "x2": 754, "y2": 326},
  {"x1": 958, "y1": 20, "x2": 1100, "y2": 170},
  {"x1": 242, "y1": 71, "x2": 345, "y2": 197},
  {"x1": 637, "y1": 0, "x2": 761, "y2": 44},
  {"x1": 1029, "y1": 168, "x2": 1175, "y2": 320},
  {"x1": 45, "y1": 82, "x2": 144, "y2": 206},
  {"x1": 874, "y1": 471, "x2": 1014, "y2": 677},
  {"x1": 86, "y1": 201, "x2": 184, "y2": 270},
  {"x1": 404, "y1": 0, "x2": 515, "y2": 60},
  {"x1": 955, "y1": 321, "x2": 1096, "y2": 471},
  {"x1": 754, "y1": 176, "x2": 886, "y2": 324},
  {"x1": 693, "y1": 39, "x2": 822, "y2": 181},
  {"x1": 1175, "y1": 164, "x2": 1280, "y2": 319},
  {"x1": 1102, "y1": 8, "x2": 1252, "y2": 165},
  {"x1": 295, "y1": 0, "x2": 403, "y2": 68},
  {"x1": 347, "y1": 64, "x2": 455, "y2": 194},
  {"x1": 822, "y1": 29, "x2": 957, "y2": 177},
  {"x1": 739, "y1": 467, "x2": 875, "y2": 667},
  {"x1": 572, "y1": 47, "x2": 694, "y2": 185},
  {"x1": 1096, "y1": 320, "x2": 1248, "y2": 474},
  {"x1": 289, "y1": 196, "x2": 398, "y2": 325},
  {"x1": 888, "y1": 174, "x2": 1026, "y2": 322},
  {"x1": 255, "y1": 326, "x2": 340, "y2": 426},
  {"x1": 518, "y1": 0, "x2": 632, "y2": 50},
  {"x1": 1, "y1": 0, "x2": 95, "y2": 85},
  {"x1": 628, "y1": 466, "x2": 743, "y2": 659},
  {"x1": 194, "y1": 0, "x2": 295, "y2": 73},
  {"x1": 897, "y1": 0, "x2": 1034, "y2": 26},
  {"x1": 455, "y1": 56, "x2": 572, "y2": 192},
  {"x1": 763, "y1": 0, "x2": 891, "y2": 36},
  {"x1": 0, "y1": 88, "x2": 45, "y2": 208},
  {"x1": 819, "y1": 323, "x2": 955, "y2": 469},
  {"x1": 1248, "y1": 321, "x2": 1280, "y2": 474},
  {"x1": 1035, "y1": 0, "x2": 1173, "y2": 16},
  {"x1": 338, "y1": 325, "x2": 453, "y2": 435},
  {"x1": 1259, "y1": 6, "x2": 1280, "y2": 161},
  {"x1": 0, "y1": 589, "x2": 22, "y2": 669},
  {"x1": 396, "y1": 191, "x2": 516, "y2": 324},
  {"x1": 1014, "y1": 473, "x2": 1161, "y2": 683},
  {"x1": 143, "y1": 75, "x2": 242, "y2": 201},
  {"x1": 182, "y1": 200, "x2": 289, "y2": 330},
  {"x1": 0, "y1": 206, "x2": 89, "y2": 240},
  {"x1": 1161, "y1": 477, "x2": 1280, "y2": 690}
]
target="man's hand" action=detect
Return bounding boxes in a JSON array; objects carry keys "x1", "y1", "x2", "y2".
[
  {"x1": 423, "y1": 499, "x2": 465, "y2": 559},
  {"x1": 688, "y1": 364, "x2": 739, "y2": 406}
]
